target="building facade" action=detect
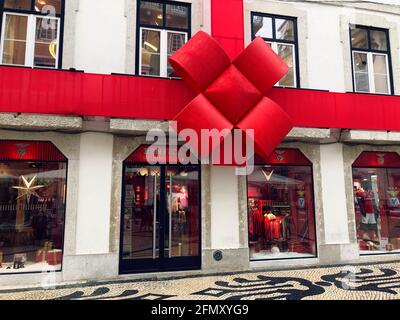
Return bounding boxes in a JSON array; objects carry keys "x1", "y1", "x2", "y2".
[{"x1": 1, "y1": 0, "x2": 400, "y2": 287}]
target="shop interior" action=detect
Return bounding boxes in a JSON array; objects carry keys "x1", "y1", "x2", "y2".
[
  {"x1": 0, "y1": 161, "x2": 66, "y2": 273},
  {"x1": 248, "y1": 165, "x2": 316, "y2": 260},
  {"x1": 122, "y1": 165, "x2": 199, "y2": 262},
  {"x1": 353, "y1": 167, "x2": 400, "y2": 254}
]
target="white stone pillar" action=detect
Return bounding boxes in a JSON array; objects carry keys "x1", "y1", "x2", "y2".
[
  {"x1": 75, "y1": 133, "x2": 114, "y2": 254},
  {"x1": 320, "y1": 143, "x2": 350, "y2": 244},
  {"x1": 210, "y1": 166, "x2": 240, "y2": 249}
]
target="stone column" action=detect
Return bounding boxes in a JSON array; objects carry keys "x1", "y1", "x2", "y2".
[
  {"x1": 63, "y1": 133, "x2": 118, "y2": 281},
  {"x1": 318, "y1": 143, "x2": 358, "y2": 264},
  {"x1": 202, "y1": 166, "x2": 249, "y2": 271}
]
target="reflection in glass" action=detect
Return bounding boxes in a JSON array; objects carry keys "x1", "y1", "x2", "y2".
[
  {"x1": 165, "y1": 166, "x2": 199, "y2": 258},
  {"x1": 370, "y1": 30, "x2": 388, "y2": 51},
  {"x1": 122, "y1": 166, "x2": 160, "y2": 260},
  {"x1": 2, "y1": 15, "x2": 28, "y2": 65},
  {"x1": 277, "y1": 44, "x2": 295, "y2": 87},
  {"x1": 34, "y1": 17, "x2": 59, "y2": 68},
  {"x1": 167, "y1": 32, "x2": 186, "y2": 77},
  {"x1": 373, "y1": 54, "x2": 389, "y2": 94},
  {"x1": 34, "y1": 0, "x2": 62, "y2": 14},
  {"x1": 351, "y1": 28, "x2": 368, "y2": 49},
  {"x1": 140, "y1": 1, "x2": 163, "y2": 26},
  {"x1": 141, "y1": 29, "x2": 161, "y2": 76},
  {"x1": 353, "y1": 52, "x2": 370, "y2": 92},
  {"x1": 166, "y1": 4, "x2": 189, "y2": 29},
  {"x1": 4, "y1": 0, "x2": 31, "y2": 10},
  {"x1": 353, "y1": 168, "x2": 400, "y2": 254},
  {"x1": 275, "y1": 19, "x2": 294, "y2": 41},
  {"x1": 0, "y1": 161, "x2": 67, "y2": 273},
  {"x1": 248, "y1": 165, "x2": 316, "y2": 260},
  {"x1": 253, "y1": 16, "x2": 273, "y2": 38}
]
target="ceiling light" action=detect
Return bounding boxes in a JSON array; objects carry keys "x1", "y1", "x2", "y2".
[
  {"x1": 144, "y1": 41, "x2": 158, "y2": 52},
  {"x1": 49, "y1": 39, "x2": 57, "y2": 59}
]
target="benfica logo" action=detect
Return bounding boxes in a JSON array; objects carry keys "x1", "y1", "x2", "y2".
[
  {"x1": 377, "y1": 153, "x2": 386, "y2": 165},
  {"x1": 16, "y1": 144, "x2": 30, "y2": 158}
]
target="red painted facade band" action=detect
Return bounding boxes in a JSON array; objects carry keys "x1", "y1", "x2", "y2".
[{"x1": 2, "y1": 66, "x2": 400, "y2": 132}]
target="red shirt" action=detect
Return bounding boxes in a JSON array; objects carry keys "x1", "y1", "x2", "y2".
[{"x1": 357, "y1": 189, "x2": 375, "y2": 213}]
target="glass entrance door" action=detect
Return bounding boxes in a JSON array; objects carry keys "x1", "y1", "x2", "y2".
[{"x1": 120, "y1": 164, "x2": 200, "y2": 274}]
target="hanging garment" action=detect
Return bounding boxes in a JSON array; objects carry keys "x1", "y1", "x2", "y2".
[
  {"x1": 249, "y1": 208, "x2": 263, "y2": 239},
  {"x1": 263, "y1": 215, "x2": 282, "y2": 241}
]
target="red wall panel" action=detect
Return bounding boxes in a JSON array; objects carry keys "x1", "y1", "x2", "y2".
[
  {"x1": 211, "y1": 0, "x2": 245, "y2": 60},
  {"x1": 1, "y1": 66, "x2": 400, "y2": 132}
]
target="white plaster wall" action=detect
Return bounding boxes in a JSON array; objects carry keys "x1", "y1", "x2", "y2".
[
  {"x1": 210, "y1": 167, "x2": 240, "y2": 249},
  {"x1": 75, "y1": 133, "x2": 114, "y2": 254},
  {"x1": 320, "y1": 144, "x2": 350, "y2": 244},
  {"x1": 303, "y1": 4, "x2": 346, "y2": 92},
  {"x1": 74, "y1": 0, "x2": 127, "y2": 74}
]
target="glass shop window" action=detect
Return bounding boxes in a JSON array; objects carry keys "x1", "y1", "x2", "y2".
[
  {"x1": 247, "y1": 149, "x2": 316, "y2": 261},
  {"x1": 0, "y1": 0, "x2": 64, "y2": 68},
  {"x1": 251, "y1": 12, "x2": 299, "y2": 88},
  {"x1": 120, "y1": 145, "x2": 201, "y2": 273},
  {"x1": 350, "y1": 25, "x2": 392, "y2": 94},
  {"x1": 353, "y1": 151, "x2": 400, "y2": 254},
  {"x1": 0, "y1": 141, "x2": 67, "y2": 274},
  {"x1": 138, "y1": 0, "x2": 190, "y2": 77}
]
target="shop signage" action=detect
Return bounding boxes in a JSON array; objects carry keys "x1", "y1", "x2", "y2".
[
  {"x1": 353, "y1": 151, "x2": 400, "y2": 168},
  {"x1": 0, "y1": 140, "x2": 67, "y2": 162},
  {"x1": 254, "y1": 148, "x2": 312, "y2": 166}
]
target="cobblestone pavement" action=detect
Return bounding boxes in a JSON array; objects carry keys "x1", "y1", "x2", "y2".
[{"x1": 1, "y1": 262, "x2": 400, "y2": 300}]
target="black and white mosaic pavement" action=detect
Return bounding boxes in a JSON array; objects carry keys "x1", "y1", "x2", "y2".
[{"x1": 0, "y1": 262, "x2": 400, "y2": 300}]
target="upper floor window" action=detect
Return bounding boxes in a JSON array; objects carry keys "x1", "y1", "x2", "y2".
[
  {"x1": 0, "y1": 0, "x2": 64, "y2": 68},
  {"x1": 251, "y1": 12, "x2": 299, "y2": 88},
  {"x1": 350, "y1": 25, "x2": 393, "y2": 94},
  {"x1": 137, "y1": 0, "x2": 191, "y2": 77}
]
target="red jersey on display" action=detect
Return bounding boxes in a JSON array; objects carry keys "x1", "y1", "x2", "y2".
[
  {"x1": 249, "y1": 208, "x2": 263, "y2": 238},
  {"x1": 357, "y1": 189, "x2": 375, "y2": 214},
  {"x1": 263, "y1": 216, "x2": 282, "y2": 241}
]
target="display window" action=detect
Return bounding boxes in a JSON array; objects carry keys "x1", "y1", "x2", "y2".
[
  {"x1": 120, "y1": 145, "x2": 201, "y2": 273},
  {"x1": 0, "y1": 140, "x2": 67, "y2": 274},
  {"x1": 247, "y1": 149, "x2": 317, "y2": 260},
  {"x1": 353, "y1": 151, "x2": 400, "y2": 255}
]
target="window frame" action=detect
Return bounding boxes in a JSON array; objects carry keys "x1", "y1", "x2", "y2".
[
  {"x1": 139, "y1": 26, "x2": 188, "y2": 78},
  {"x1": 350, "y1": 25, "x2": 394, "y2": 95},
  {"x1": 136, "y1": 0, "x2": 191, "y2": 78},
  {"x1": 251, "y1": 12, "x2": 300, "y2": 88},
  {"x1": 0, "y1": 0, "x2": 65, "y2": 69}
]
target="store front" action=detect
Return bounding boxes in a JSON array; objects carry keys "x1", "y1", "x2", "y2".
[
  {"x1": 0, "y1": 140, "x2": 67, "y2": 274},
  {"x1": 119, "y1": 145, "x2": 201, "y2": 274},
  {"x1": 247, "y1": 148, "x2": 317, "y2": 261},
  {"x1": 353, "y1": 151, "x2": 400, "y2": 255}
]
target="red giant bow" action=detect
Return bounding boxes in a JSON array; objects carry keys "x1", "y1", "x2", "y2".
[{"x1": 169, "y1": 31, "x2": 293, "y2": 163}]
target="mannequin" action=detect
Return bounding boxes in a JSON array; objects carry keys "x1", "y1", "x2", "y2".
[{"x1": 356, "y1": 180, "x2": 379, "y2": 242}]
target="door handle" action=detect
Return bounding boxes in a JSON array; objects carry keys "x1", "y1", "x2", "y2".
[{"x1": 153, "y1": 174, "x2": 157, "y2": 260}]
